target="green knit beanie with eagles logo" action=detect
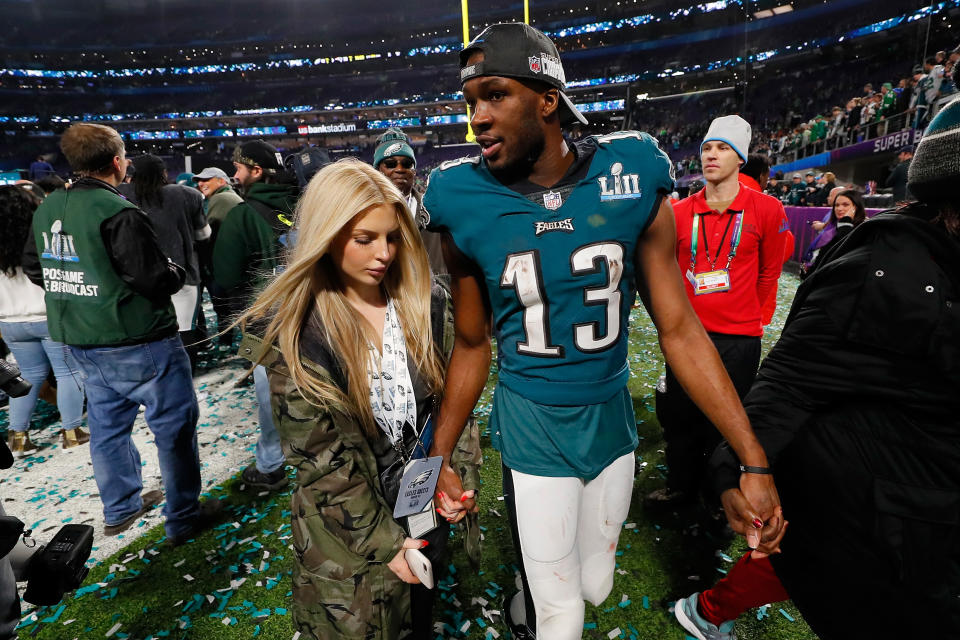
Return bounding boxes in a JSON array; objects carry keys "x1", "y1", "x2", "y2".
[
  {"x1": 373, "y1": 128, "x2": 416, "y2": 169},
  {"x1": 908, "y1": 98, "x2": 960, "y2": 203}
]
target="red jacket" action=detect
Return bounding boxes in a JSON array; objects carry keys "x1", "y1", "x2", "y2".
[{"x1": 673, "y1": 185, "x2": 789, "y2": 337}]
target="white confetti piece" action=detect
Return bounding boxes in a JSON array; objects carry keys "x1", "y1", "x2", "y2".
[
  {"x1": 105, "y1": 622, "x2": 122, "y2": 637},
  {"x1": 173, "y1": 559, "x2": 185, "y2": 567},
  {"x1": 607, "y1": 627, "x2": 622, "y2": 639},
  {"x1": 183, "y1": 574, "x2": 194, "y2": 582}
]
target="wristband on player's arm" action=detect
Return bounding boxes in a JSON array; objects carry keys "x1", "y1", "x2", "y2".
[{"x1": 739, "y1": 464, "x2": 773, "y2": 475}]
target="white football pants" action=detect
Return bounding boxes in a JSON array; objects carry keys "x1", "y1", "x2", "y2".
[{"x1": 504, "y1": 451, "x2": 635, "y2": 640}]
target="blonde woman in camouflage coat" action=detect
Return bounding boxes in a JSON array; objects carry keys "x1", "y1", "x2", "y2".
[{"x1": 237, "y1": 159, "x2": 481, "y2": 639}]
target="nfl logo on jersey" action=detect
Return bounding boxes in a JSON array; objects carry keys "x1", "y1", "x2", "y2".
[
  {"x1": 529, "y1": 56, "x2": 542, "y2": 73},
  {"x1": 543, "y1": 190, "x2": 562, "y2": 210}
]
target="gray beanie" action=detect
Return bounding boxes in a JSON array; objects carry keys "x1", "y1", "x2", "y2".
[{"x1": 908, "y1": 98, "x2": 960, "y2": 203}]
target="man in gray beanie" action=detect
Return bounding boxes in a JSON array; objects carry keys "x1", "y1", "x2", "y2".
[{"x1": 648, "y1": 114, "x2": 789, "y2": 514}]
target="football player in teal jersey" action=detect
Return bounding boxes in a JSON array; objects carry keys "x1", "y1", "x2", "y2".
[{"x1": 422, "y1": 23, "x2": 784, "y2": 639}]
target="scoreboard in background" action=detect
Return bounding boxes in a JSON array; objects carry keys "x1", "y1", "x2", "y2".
[{"x1": 0, "y1": 171, "x2": 21, "y2": 185}]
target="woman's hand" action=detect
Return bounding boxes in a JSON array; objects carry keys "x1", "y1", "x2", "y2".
[
  {"x1": 811, "y1": 221, "x2": 826, "y2": 231},
  {"x1": 387, "y1": 538, "x2": 428, "y2": 584},
  {"x1": 436, "y1": 489, "x2": 476, "y2": 524}
]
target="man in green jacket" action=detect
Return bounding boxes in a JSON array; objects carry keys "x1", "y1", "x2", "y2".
[
  {"x1": 213, "y1": 139, "x2": 299, "y2": 492},
  {"x1": 22, "y1": 123, "x2": 221, "y2": 544}
]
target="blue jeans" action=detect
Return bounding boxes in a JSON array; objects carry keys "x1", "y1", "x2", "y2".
[
  {"x1": 254, "y1": 365, "x2": 284, "y2": 473},
  {"x1": 69, "y1": 335, "x2": 201, "y2": 538},
  {"x1": 0, "y1": 320, "x2": 85, "y2": 432}
]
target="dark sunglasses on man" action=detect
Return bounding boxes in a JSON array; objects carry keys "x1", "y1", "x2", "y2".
[{"x1": 382, "y1": 157, "x2": 414, "y2": 169}]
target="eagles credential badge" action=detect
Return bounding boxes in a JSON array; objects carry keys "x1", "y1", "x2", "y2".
[
  {"x1": 543, "y1": 190, "x2": 562, "y2": 210},
  {"x1": 394, "y1": 455, "x2": 442, "y2": 519}
]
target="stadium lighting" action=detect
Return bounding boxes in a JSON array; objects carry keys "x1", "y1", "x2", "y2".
[{"x1": 753, "y1": 3, "x2": 793, "y2": 19}]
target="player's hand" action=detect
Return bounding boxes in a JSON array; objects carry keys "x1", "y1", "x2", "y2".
[
  {"x1": 740, "y1": 473, "x2": 783, "y2": 540},
  {"x1": 721, "y1": 488, "x2": 766, "y2": 549},
  {"x1": 387, "y1": 538, "x2": 426, "y2": 584},
  {"x1": 724, "y1": 473, "x2": 783, "y2": 549},
  {"x1": 434, "y1": 462, "x2": 477, "y2": 522}
]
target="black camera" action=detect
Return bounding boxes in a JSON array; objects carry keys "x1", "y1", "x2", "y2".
[
  {"x1": 0, "y1": 359, "x2": 30, "y2": 399},
  {"x1": 0, "y1": 516, "x2": 93, "y2": 606}
]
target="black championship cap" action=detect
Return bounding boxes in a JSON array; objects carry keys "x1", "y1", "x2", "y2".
[
  {"x1": 459, "y1": 22, "x2": 587, "y2": 126},
  {"x1": 232, "y1": 139, "x2": 284, "y2": 174}
]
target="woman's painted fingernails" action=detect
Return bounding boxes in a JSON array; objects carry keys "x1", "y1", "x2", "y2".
[
  {"x1": 460, "y1": 494, "x2": 470, "y2": 502},
  {"x1": 436, "y1": 508, "x2": 443, "y2": 514},
  {"x1": 752, "y1": 517, "x2": 764, "y2": 529},
  {"x1": 420, "y1": 540, "x2": 429, "y2": 548},
  {"x1": 438, "y1": 491, "x2": 446, "y2": 500}
]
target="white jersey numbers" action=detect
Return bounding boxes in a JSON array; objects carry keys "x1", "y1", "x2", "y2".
[
  {"x1": 500, "y1": 251, "x2": 564, "y2": 357},
  {"x1": 500, "y1": 241, "x2": 625, "y2": 358},
  {"x1": 571, "y1": 243, "x2": 624, "y2": 352}
]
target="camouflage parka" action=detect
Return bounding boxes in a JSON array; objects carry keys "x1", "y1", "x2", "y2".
[{"x1": 238, "y1": 281, "x2": 481, "y2": 640}]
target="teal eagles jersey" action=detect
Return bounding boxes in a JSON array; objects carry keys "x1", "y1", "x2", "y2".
[{"x1": 423, "y1": 131, "x2": 674, "y2": 406}]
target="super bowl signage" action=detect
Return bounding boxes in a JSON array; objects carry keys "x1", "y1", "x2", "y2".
[{"x1": 297, "y1": 123, "x2": 359, "y2": 135}]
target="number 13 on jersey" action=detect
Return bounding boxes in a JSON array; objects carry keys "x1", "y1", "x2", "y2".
[{"x1": 500, "y1": 241, "x2": 625, "y2": 358}]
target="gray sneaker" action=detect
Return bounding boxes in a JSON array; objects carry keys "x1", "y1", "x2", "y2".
[{"x1": 674, "y1": 592, "x2": 737, "y2": 640}]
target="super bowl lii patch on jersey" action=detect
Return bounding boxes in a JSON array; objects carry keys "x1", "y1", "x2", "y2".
[
  {"x1": 598, "y1": 162, "x2": 643, "y2": 201},
  {"x1": 543, "y1": 190, "x2": 562, "y2": 210}
]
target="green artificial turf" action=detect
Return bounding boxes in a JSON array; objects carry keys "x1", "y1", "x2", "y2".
[{"x1": 14, "y1": 273, "x2": 818, "y2": 639}]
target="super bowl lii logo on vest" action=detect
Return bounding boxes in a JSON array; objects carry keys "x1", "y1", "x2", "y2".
[
  {"x1": 40, "y1": 220, "x2": 100, "y2": 297},
  {"x1": 40, "y1": 219, "x2": 79, "y2": 262}
]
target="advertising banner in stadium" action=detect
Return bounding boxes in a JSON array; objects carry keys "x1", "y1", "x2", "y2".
[{"x1": 830, "y1": 128, "x2": 922, "y2": 163}]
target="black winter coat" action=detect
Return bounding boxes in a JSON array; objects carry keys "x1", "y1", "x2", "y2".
[{"x1": 711, "y1": 210, "x2": 960, "y2": 639}]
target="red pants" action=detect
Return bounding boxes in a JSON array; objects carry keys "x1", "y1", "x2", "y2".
[{"x1": 698, "y1": 552, "x2": 791, "y2": 625}]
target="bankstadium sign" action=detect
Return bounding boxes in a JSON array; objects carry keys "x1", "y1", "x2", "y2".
[{"x1": 298, "y1": 123, "x2": 358, "y2": 135}]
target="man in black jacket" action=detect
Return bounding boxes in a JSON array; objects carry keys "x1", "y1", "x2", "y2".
[
  {"x1": 885, "y1": 144, "x2": 913, "y2": 203},
  {"x1": 674, "y1": 98, "x2": 960, "y2": 640}
]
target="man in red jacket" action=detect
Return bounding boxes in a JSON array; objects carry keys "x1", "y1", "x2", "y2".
[{"x1": 646, "y1": 115, "x2": 789, "y2": 510}]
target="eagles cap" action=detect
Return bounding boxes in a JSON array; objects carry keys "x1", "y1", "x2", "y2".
[
  {"x1": 232, "y1": 139, "x2": 284, "y2": 174},
  {"x1": 459, "y1": 22, "x2": 588, "y2": 126}
]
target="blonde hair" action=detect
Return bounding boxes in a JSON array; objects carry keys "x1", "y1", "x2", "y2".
[{"x1": 238, "y1": 158, "x2": 443, "y2": 437}]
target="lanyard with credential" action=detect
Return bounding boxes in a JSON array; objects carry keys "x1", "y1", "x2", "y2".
[{"x1": 690, "y1": 211, "x2": 743, "y2": 273}]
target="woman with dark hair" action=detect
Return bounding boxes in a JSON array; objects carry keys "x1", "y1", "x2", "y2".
[
  {"x1": 118, "y1": 155, "x2": 210, "y2": 368},
  {"x1": 799, "y1": 188, "x2": 866, "y2": 278},
  {"x1": 0, "y1": 185, "x2": 87, "y2": 456},
  {"x1": 675, "y1": 97, "x2": 960, "y2": 640}
]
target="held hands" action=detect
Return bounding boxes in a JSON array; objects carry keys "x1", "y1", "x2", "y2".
[
  {"x1": 721, "y1": 473, "x2": 785, "y2": 552},
  {"x1": 434, "y1": 461, "x2": 477, "y2": 524},
  {"x1": 387, "y1": 537, "x2": 429, "y2": 584}
]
